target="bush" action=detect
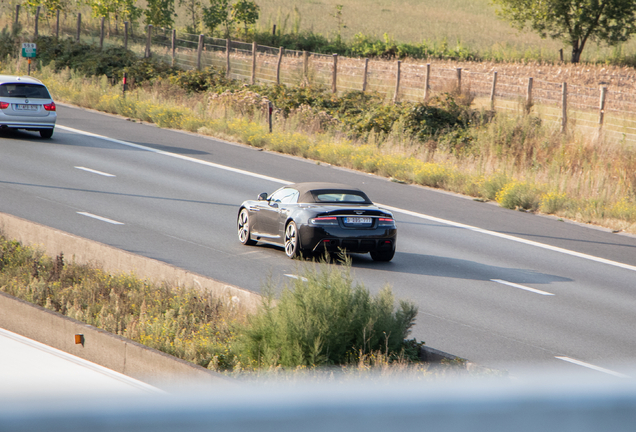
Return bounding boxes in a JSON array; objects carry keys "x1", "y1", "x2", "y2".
[
  {"x1": 496, "y1": 181, "x2": 543, "y2": 211},
  {"x1": 234, "y1": 261, "x2": 418, "y2": 368}
]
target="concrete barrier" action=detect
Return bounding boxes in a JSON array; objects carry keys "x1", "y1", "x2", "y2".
[
  {"x1": 0, "y1": 291, "x2": 227, "y2": 389},
  {"x1": 0, "y1": 212, "x2": 261, "y2": 312}
]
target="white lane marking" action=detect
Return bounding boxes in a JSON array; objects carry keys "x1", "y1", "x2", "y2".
[
  {"x1": 60, "y1": 125, "x2": 636, "y2": 274},
  {"x1": 285, "y1": 274, "x2": 308, "y2": 282},
  {"x1": 555, "y1": 356, "x2": 630, "y2": 378},
  {"x1": 74, "y1": 166, "x2": 116, "y2": 177},
  {"x1": 491, "y1": 279, "x2": 554, "y2": 296},
  {"x1": 378, "y1": 203, "x2": 636, "y2": 274},
  {"x1": 59, "y1": 125, "x2": 291, "y2": 186},
  {"x1": 77, "y1": 212, "x2": 124, "y2": 225}
]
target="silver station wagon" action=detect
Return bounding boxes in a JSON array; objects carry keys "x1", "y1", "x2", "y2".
[{"x1": 0, "y1": 75, "x2": 56, "y2": 138}]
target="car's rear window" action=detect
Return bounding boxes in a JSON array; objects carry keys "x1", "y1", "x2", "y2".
[
  {"x1": 0, "y1": 83, "x2": 51, "y2": 99},
  {"x1": 313, "y1": 192, "x2": 368, "y2": 203}
]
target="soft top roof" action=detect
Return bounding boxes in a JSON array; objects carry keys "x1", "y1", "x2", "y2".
[{"x1": 288, "y1": 182, "x2": 372, "y2": 204}]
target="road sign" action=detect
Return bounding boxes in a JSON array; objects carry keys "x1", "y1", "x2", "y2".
[{"x1": 21, "y1": 43, "x2": 36, "y2": 58}]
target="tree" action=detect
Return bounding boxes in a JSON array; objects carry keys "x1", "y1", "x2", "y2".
[
  {"x1": 202, "y1": 0, "x2": 232, "y2": 37},
  {"x1": 24, "y1": 0, "x2": 66, "y2": 19},
  {"x1": 231, "y1": 0, "x2": 259, "y2": 38},
  {"x1": 180, "y1": 0, "x2": 202, "y2": 33},
  {"x1": 145, "y1": 0, "x2": 176, "y2": 29},
  {"x1": 491, "y1": 0, "x2": 636, "y2": 63}
]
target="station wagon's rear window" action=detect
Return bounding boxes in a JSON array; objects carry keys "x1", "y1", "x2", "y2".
[{"x1": 0, "y1": 83, "x2": 51, "y2": 99}]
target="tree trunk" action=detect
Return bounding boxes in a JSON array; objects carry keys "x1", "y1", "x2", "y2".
[{"x1": 571, "y1": 39, "x2": 582, "y2": 63}]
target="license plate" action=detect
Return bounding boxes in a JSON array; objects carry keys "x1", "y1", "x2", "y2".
[
  {"x1": 345, "y1": 217, "x2": 372, "y2": 224},
  {"x1": 16, "y1": 104, "x2": 38, "y2": 111}
]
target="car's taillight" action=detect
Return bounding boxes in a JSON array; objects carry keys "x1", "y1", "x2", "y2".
[
  {"x1": 378, "y1": 217, "x2": 395, "y2": 226},
  {"x1": 0, "y1": 102, "x2": 9, "y2": 109},
  {"x1": 43, "y1": 101, "x2": 56, "y2": 111},
  {"x1": 310, "y1": 216, "x2": 338, "y2": 225}
]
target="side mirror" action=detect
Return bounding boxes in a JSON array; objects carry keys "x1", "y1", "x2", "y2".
[{"x1": 257, "y1": 192, "x2": 268, "y2": 201}]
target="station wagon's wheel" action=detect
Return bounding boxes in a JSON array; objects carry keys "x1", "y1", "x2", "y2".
[
  {"x1": 284, "y1": 221, "x2": 301, "y2": 258},
  {"x1": 237, "y1": 208, "x2": 256, "y2": 245},
  {"x1": 39, "y1": 128, "x2": 53, "y2": 139},
  {"x1": 370, "y1": 248, "x2": 395, "y2": 262}
]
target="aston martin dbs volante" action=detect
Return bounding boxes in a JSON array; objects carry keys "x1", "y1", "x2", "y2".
[{"x1": 237, "y1": 182, "x2": 397, "y2": 261}]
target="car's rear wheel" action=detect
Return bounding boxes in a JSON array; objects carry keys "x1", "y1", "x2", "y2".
[
  {"x1": 237, "y1": 208, "x2": 256, "y2": 245},
  {"x1": 39, "y1": 128, "x2": 54, "y2": 139},
  {"x1": 370, "y1": 248, "x2": 395, "y2": 262},
  {"x1": 284, "y1": 221, "x2": 301, "y2": 258}
]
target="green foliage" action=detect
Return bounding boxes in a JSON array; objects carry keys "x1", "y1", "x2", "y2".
[
  {"x1": 491, "y1": 0, "x2": 636, "y2": 63},
  {"x1": 234, "y1": 261, "x2": 418, "y2": 368},
  {"x1": 145, "y1": 0, "x2": 176, "y2": 28},
  {"x1": 202, "y1": 0, "x2": 232, "y2": 36},
  {"x1": 169, "y1": 67, "x2": 236, "y2": 92},
  {"x1": 0, "y1": 26, "x2": 19, "y2": 60},
  {"x1": 34, "y1": 36, "x2": 178, "y2": 83},
  {"x1": 232, "y1": 0, "x2": 259, "y2": 37},
  {"x1": 23, "y1": 0, "x2": 64, "y2": 18},
  {"x1": 496, "y1": 180, "x2": 543, "y2": 210}
]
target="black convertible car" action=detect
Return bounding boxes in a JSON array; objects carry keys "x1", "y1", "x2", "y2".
[{"x1": 237, "y1": 182, "x2": 397, "y2": 261}]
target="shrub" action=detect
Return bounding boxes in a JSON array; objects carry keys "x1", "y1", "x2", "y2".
[
  {"x1": 496, "y1": 181, "x2": 543, "y2": 211},
  {"x1": 234, "y1": 261, "x2": 418, "y2": 368}
]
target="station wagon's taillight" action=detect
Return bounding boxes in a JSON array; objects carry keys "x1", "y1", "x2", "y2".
[
  {"x1": 43, "y1": 101, "x2": 56, "y2": 111},
  {"x1": 0, "y1": 102, "x2": 8, "y2": 109},
  {"x1": 310, "y1": 216, "x2": 338, "y2": 225}
]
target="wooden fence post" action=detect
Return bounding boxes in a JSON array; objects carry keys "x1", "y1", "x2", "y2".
[
  {"x1": 145, "y1": 24, "x2": 153, "y2": 58},
  {"x1": 34, "y1": 6, "x2": 40, "y2": 39},
  {"x1": 490, "y1": 71, "x2": 497, "y2": 109},
  {"x1": 525, "y1": 77, "x2": 533, "y2": 113},
  {"x1": 14, "y1": 5, "x2": 19, "y2": 30},
  {"x1": 559, "y1": 49, "x2": 564, "y2": 62},
  {"x1": 55, "y1": 10, "x2": 60, "y2": 38},
  {"x1": 226, "y1": 38, "x2": 231, "y2": 78},
  {"x1": 196, "y1": 34, "x2": 204, "y2": 70},
  {"x1": 393, "y1": 60, "x2": 401, "y2": 103},
  {"x1": 561, "y1": 82, "x2": 568, "y2": 134},
  {"x1": 76, "y1": 13, "x2": 81, "y2": 42},
  {"x1": 124, "y1": 22, "x2": 129, "y2": 50},
  {"x1": 598, "y1": 86, "x2": 607, "y2": 128},
  {"x1": 251, "y1": 42, "x2": 257, "y2": 85},
  {"x1": 332, "y1": 53, "x2": 338, "y2": 94},
  {"x1": 100, "y1": 17, "x2": 105, "y2": 50},
  {"x1": 276, "y1": 47, "x2": 284, "y2": 85},
  {"x1": 362, "y1": 58, "x2": 369, "y2": 92},
  {"x1": 303, "y1": 50, "x2": 309, "y2": 85},
  {"x1": 456, "y1": 67, "x2": 462, "y2": 94},
  {"x1": 171, "y1": 29, "x2": 176, "y2": 67},
  {"x1": 424, "y1": 63, "x2": 430, "y2": 101},
  {"x1": 268, "y1": 101, "x2": 273, "y2": 133}
]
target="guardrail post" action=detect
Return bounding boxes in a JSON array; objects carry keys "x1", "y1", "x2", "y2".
[
  {"x1": 124, "y1": 21, "x2": 129, "y2": 50},
  {"x1": 145, "y1": 24, "x2": 153, "y2": 58},
  {"x1": 226, "y1": 38, "x2": 231, "y2": 78},
  {"x1": 424, "y1": 63, "x2": 430, "y2": 101},
  {"x1": 171, "y1": 29, "x2": 176, "y2": 67},
  {"x1": 393, "y1": 60, "x2": 401, "y2": 103},
  {"x1": 561, "y1": 82, "x2": 568, "y2": 134},
  {"x1": 55, "y1": 10, "x2": 60, "y2": 38},
  {"x1": 303, "y1": 50, "x2": 309, "y2": 86},
  {"x1": 34, "y1": 6, "x2": 40, "y2": 39},
  {"x1": 362, "y1": 58, "x2": 369, "y2": 92},
  {"x1": 525, "y1": 77, "x2": 533, "y2": 114},
  {"x1": 598, "y1": 86, "x2": 607, "y2": 129},
  {"x1": 197, "y1": 34, "x2": 204, "y2": 70},
  {"x1": 76, "y1": 13, "x2": 81, "y2": 42},
  {"x1": 456, "y1": 67, "x2": 462, "y2": 94},
  {"x1": 332, "y1": 53, "x2": 338, "y2": 94},
  {"x1": 490, "y1": 71, "x2": 497, "y2": 109},
  {"x1": 100, "y1": 17, "x2": 105, "y2": 50},
  {"x1": 268, "y1": 101, "x2": 273, "y2": 133},
  {"x1": 276, "y1": 47, "x2": 284, "y2": 85},
  {"x1": 251, "y1": 42, "x2": 257, "y2": 85}
]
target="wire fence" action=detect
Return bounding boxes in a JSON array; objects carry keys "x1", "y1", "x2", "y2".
[{"x1": 14, "y1": 8, "x2": 636, "y2": 145}]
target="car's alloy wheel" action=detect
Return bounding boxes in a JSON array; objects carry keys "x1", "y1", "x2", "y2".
[
  {"x1": 237, "y1": 208, "x2": 256, "y2": 245},
  {"x1": 285, "y1": 221, "x2": 300, "y2": 258}
]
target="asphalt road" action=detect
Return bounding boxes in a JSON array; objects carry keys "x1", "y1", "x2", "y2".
[{"x1": 2, "y1": 104, "x2": 636, "y2": 376}]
